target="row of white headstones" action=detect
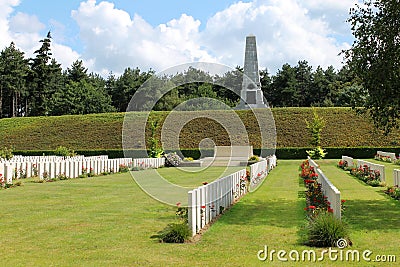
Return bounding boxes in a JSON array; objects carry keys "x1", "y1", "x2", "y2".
[
  {"x1": 1, "y1": 154, "x2": 286, "y2": 238},
  {"x1": 0, "y1": 155, "x2": 165, "y2": 184},
  {"x1": 343, "y1": 153, "x2": 400, "y2": 186},
  {"x1": 308, "y1": 157, "x2": 342, "y2": 220},
  {"x1": 187, "y1": 155, "x2": 277, "y2": 236}
]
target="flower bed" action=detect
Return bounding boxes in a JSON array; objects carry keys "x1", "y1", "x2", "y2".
[
  {"x1": 349, "y1": 164, "x2": 382, "y2": 187},
  {"x1": 374, "y1": 154, "x2": 393, "y2": 163},
  {"x1": 337, "y1": 160, "x2": 349, "y2": 170},
  {"x1": 299, "y1": 160, "x2": 348, "y2": 247},
  {"x1": 338, "y1": 159, "x2": 384, "y2": 187},
  {"x1": 300, "y1": 160, "x2": 343, "y2": 218},
  {"x1": 0, "y1": 173, "x2": 22, "y2": 189},
  {"x1": 384, "y1": 186, "x2": 400, "y2": 201}
]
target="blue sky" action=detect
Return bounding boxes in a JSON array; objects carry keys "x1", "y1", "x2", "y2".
[{"x1": 1, "y1": 0, "x2": 360, "y2": 76}]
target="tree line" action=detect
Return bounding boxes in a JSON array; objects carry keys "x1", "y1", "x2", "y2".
[{"x1": 0, "y1": 32, "x2": 364, "y2": 118}]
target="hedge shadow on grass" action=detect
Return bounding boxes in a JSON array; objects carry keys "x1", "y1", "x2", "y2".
[
  {"x1": 216, "y1": 198, "x2": 305, "y2": 229},
  {"x1": 345, "y1": 199, "x2": 400, "y2": 231}
]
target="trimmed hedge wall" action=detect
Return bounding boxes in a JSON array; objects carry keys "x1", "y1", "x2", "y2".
[
  {"x1": 3, "y1": 108, "x2": 400, "y2": 151},
  {"x1": 14, "y1": 147, "x2": 400, "y2": 160}
]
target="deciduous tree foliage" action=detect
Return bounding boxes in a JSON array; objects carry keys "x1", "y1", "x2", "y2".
[{"x1": 344, "y1": 0, "x2": 400, "y2": 134}]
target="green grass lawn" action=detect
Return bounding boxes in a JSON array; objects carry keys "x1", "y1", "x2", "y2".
[
  {"x1": 1, "y1": 161, "x2": 399, "y2": 266},
  {"x1": 317, "y1": 159, "x2": 400, "y2": 265}
]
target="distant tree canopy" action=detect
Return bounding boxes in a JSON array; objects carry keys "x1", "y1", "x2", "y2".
[
  {"x1": 344, "y1": 0, "x2": 400, "y2": 134},
  {"x1": 0, "y1": 32, "x2": 364, "y2": 118}
]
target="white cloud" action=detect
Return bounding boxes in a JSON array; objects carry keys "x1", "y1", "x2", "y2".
[
  {"x1": 0, "y1": 0, "x2": 20, "y2": 49},
  {"x1": 2, "y1": 0, "x2": 360, "y2": 76},
  {"x1": 52, "y1": 43, "x2": 81, "y2": 70},
  {"x1": 70, "y1": 0, "x2": 358, "y2": 75},
  {"x1": 0, "y1": 0, "x2": 80, "y2": 70},
  {"x1": 201, "y1": 0, "x2": 354, "y2": 73},
  {"x1": 302, "y1": 0, "x2": 358, "y2": 36},
  {"x1": 72, "y1": 1, "x2": 217, "y2": 75},
  {"x1": 9, "y1": 12, "x2": 45, "y2": 33}
]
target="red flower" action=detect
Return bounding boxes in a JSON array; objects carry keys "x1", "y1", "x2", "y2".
[
  {"x1": 341, "y1": 199, "x2": 346, "y2": 203},
  {"x1": 328, "y1": 208, "x2": 334, "y2": 213},
  {"x1": 201, "y1": 205, "x2": 206, "y2": 209},
  {"x1": 309, "y1": 205, "x2": 316, "y2": 209},
  {"x1": 304, "y1": 207, "x2": 308, "y2": 211}
]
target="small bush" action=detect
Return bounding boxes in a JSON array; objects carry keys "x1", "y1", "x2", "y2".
[
  {"x1": 385, "y1": 186, "x2": 400, "y2": 200},
  {"x1": 14, "y1": 181, "x2": 23, "y2": 187},
  {"x1": 0, "y1": 146, "x2": 13, "y2": 160},
  {"x1": 54, "y1": 146, "x2": 76, "y2": 157},
  {"x1": 164, "y1": 152, "x2": 182, "y2": 167},
  {"x1": 151, "y1": 222, "x2": 190, "y2": 243},
  {"x1": 57, "y1": 173, "x2": 69, "y2": 180},
  {"x1": 307, "y1": 146, "x2": 327, "y2": 160},
  {"x1": 119, "y1": 164, "x2": 129, "y2": 172},
  {"x1": 248, "y1": 155, "x2": 260, "y2": 161},
  {"x1": 305, "y1": 212, "x2": 349, "y2": 247}
]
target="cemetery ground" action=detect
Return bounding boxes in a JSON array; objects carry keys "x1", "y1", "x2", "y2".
[{"x1": 1, "y1": 160, "x2": 400, "y2": 266}]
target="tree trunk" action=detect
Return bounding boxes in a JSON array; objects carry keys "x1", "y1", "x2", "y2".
[
  {"x1": 11, "y1": 91, "x2": 16, "y2": 117},
  {"x1": 0, "y1": 87, "x2": 2, "y2": 118}
]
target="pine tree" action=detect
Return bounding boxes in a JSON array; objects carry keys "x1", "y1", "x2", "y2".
[
  {"x1": 28, "y1": 31, "x2": 56, "y2": 116},
  {"x1": 0, "y1": 42, "x2": 30, "y2": 117}
]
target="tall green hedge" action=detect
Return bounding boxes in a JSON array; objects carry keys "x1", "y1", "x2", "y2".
[
  {"x1": 2, "y1": 108, "x2": 400, "y2": 151},
  {"x1": 14, "y1": 147, "x2": 399, "y2": 159}
]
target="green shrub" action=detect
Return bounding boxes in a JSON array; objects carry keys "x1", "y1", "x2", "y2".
[
  {"x1": 248, "y1": 155, "x2": 260, "y2": 161},
  {"x1": 305, "y1": 212, "x2": 349, "y2": 247},
  {"x1": 151, "y1": 222, "x2": 190, "y2": 243},
  {"x1": 385, "y1": 186, "x2": 400, "y2": 200},
  {"x1": 180, "y1": 149, "x2": 201, "y2": 159},
  {"x1": 54, "y1": 146, "x2": 76, "y2": 157},
  {"x1": 164, "y1": 152, "x2": 182, "y2": 167},
  {"x1": 0, "y1": 146, "x2": 13, "y2": 160},
  {"x1": 306, "y1": 146, "x2": 327, "y2": 160},
  {"x1": 119, "y1": 164, "x2": 129, "y2": 172}
]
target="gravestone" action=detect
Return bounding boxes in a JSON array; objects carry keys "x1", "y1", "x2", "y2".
[
  {"x1": 237, "y1": 34, "x2": 268, "y2": 109},
  {"x1": 200, "y1": 146, "x2": 253, "y2": 166}
]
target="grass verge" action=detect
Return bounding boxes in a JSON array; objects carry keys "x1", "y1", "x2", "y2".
[{"x1": 0, "y1": 161, "x2": 399, "y2": 266}]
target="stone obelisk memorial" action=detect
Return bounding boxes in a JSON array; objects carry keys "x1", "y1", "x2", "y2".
[{"x1": 238, "y1": 34, "x2": 268, "y2": 109}]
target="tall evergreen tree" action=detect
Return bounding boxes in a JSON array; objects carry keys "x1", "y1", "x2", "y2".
[
  {"x1": 28, "y1": 31, "x2": 55, "y2": 116},
  {"x1": 260, "y1": 68, "x2": 272, "y2": 105},
  {"x1": 294, "y1": 60, "x2": 313, "y2": 106},
  {"x1": 0, "y1": 42, "x2": 30, "y2": 117},
  {"x1": 270, "y1": 63, "x2": 297, "y2": 106},
  {"x1": 109, "y1": 67, "x2": 153, "y2": 112},
  {"x1": 66, "y1": 60, "x2": 88, "y2": 83}
]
